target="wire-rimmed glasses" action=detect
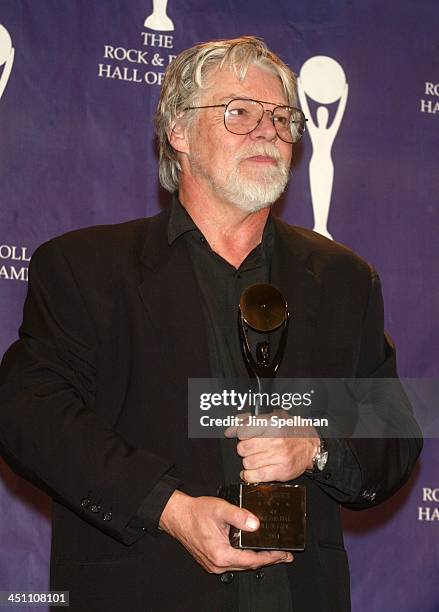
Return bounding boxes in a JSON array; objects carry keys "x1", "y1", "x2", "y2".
[{"x1": 184, "y1": 97, "x2": 307, "y2": 143}]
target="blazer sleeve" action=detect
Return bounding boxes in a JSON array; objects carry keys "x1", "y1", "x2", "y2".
[
  {"x1": 0, "y1": 238, "x2": 176, "y2": 544},
  {"x1": 341, "y1": 267, "x2": 422, "y2": 508}
]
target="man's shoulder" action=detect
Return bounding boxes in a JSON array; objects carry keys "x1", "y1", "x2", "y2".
[
  {"x1": 31, "y1": 210, "x2": 167, "y2": 269},
  {"x1": 274, "y1": 217, "x2": 373, "y2": 280}
]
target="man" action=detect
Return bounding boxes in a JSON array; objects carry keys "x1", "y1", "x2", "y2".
[{"x1": 0, "y1": 36, "x2": 422, "y2": 611}]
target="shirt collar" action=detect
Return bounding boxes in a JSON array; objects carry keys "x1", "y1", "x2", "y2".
[
  {"x1": 167, "y1": 194, "x2": 199, "y2": 245},
  {"x1": 167, "y1": 194, "x2": 275, "y2": 260}
]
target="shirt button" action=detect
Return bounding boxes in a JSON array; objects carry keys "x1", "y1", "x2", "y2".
[
  {"x1": 324, "y1": 472, "x2": 332, "y2": 480},
  {"x1": 256, "y1": 570, "x2": 264, "y2": 580},
  {"x1": 90, "y1": 504, "x2": 102, "y2": 513},
  {"x1": 103, "y1": 511, "x2": 112, "y2": 521},
  {"x1": 80, "y1": 498, "x2": 91, "y2": 508},
  {"x1": 220, "y1": 572, "x2": 234, "y2": 584}
]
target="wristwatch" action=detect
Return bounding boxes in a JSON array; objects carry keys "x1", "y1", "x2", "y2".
[{"x1": 311, "y1": 438, "x2": 329, "y2": 472}]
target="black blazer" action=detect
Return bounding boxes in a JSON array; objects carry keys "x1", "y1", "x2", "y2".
[{"x1": 0, "y1": 208, "x2": 422, "y2": 612}]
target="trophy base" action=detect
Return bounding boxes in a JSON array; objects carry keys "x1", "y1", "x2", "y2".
[{"x1": 218, "y1": 483, "x2": 306, "y2": 551}]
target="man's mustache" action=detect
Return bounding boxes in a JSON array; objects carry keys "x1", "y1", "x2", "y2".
[{"x1": 237, "y1": 145, "x2": 283, "y2": 163}]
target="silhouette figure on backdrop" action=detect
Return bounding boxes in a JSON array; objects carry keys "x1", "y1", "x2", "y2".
[
  {"x1": 298, "y1": 56, "x2": 348, "y2": 240},
  {"x1": 144, "y1": 0, "x2": 174, "y2": 31},
  {"x1": 0, "y1": 23, "x2": 14, "y2": 101}
]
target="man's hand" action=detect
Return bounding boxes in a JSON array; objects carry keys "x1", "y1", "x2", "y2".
[
  {"x1": 159, "y1": 490, "x2": 293, "y2": 573},
  {"x1": 224, "y1": 411, "x2": 320, "y2": 482}
]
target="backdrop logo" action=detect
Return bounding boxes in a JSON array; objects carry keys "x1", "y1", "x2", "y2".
[
  {"x1": 0, "y1": 244, "x2": 31, "y2": 282},
  {"x1": 97, "y1": 1, "x2": 177, "y2": 86},
  {"x1": 418, "y1": 487, "x2": 439, "y2": 521},
  {"x1": 0, "y1": 23, "x2": 14, "y2": 101},
  {"x1": 298, "y1": 56, "x2": 348, "y2": 240},
  {"x1": 420, "y1": 82, "x2": 439, "y2": 115},
  {"x1": 144, "y1": 0, "x2": 174, "y2": 31}
]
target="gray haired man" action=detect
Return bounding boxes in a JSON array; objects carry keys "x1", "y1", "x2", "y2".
[{"x1": 0, "y1": 36, "x2": 421, "y2": 611}]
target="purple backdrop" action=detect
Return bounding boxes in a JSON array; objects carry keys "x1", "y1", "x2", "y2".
[{"x1": 0, "y1": 1, "x2": 438, "y2": 610}]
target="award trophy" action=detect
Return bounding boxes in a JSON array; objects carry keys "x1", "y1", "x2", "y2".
[{"x1": 220, "y1": 284, "x2": 306, "y2": 551}]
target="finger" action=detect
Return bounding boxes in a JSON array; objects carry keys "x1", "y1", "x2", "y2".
[
  {"x1": 224, "y1": 424, "x2": 238, "y2": 438},
  {"x1": 233, "y1": 414, "x2": 270, "y2": 440},
  {"x1": 240, "y1": 466, "x2": 279, "y2": 483},
  {"x1": 204, "y1": 539, "x2": 293, "y2": 573},
  {"x1": 224, "y1": 413, "x2": 252, "y2": 438},
  {"x1": 236, "y1": 423, "x2": 268, "y2": 440},
  {"x1": 218, "y1": 500, "x2": 260, "y2": 532},
  {"x1": 242, "y1": 452, "x2": 278, "y2": 471},
  {"x1": 237, "y1": 437, "x2": 280, "y2": 458},
  {"x1": 236, "y1": 438, "x2": 261, "y2": 456},
  {"x1": 225, "y1": 549, "x2": 294, "y2": 571}
]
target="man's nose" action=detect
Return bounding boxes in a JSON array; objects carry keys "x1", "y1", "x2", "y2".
[{"x1": 249, "y1": 109, "x2": 277, "y2": 141}]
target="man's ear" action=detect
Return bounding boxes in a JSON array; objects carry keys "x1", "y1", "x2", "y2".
[{"x1": 168, "y1": 116, "x2": 189, "y2": 154}]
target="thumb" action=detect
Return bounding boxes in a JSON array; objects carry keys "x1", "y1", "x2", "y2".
[
  {"x1": 222, "y1": 501, "x2": 259, "y2": 532},
  {"x1": 224, "y1": 424, "x2": 238, "y2": 438},
  {"x1": 224, "y1": 412, "x2": 251, "y2": 438}
]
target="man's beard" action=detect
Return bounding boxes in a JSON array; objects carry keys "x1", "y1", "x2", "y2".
[{"x1": 191, "y1": 144, "x2": 291, "y2": 213}]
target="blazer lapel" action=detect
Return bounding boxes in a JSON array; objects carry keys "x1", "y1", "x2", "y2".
[
  {"x1": 137, "y1": 210, "x2": 223, "y2": 492},
  {"x1": 271, "y1": 218, "x2": 321, "y2": 377},
  {"x1": 137, "y1": 211, "x2": 209, "y2": 375}
]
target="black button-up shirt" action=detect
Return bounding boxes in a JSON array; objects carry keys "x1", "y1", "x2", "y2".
[{"x1": 168, "y1": 199, "x2": 294, "y2": 612}]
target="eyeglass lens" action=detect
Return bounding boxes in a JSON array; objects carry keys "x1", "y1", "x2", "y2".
[{"x1": 224, "y1": 99, "x2": 305, "y2": 143}]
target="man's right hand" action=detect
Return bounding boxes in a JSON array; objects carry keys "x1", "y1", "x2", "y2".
[{"x1": 159, "y1": 490, "x2": 293, "y2": 573}]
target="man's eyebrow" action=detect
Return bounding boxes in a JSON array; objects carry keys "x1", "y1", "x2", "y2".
[
  {"x1": 214, "y1": 93, "x2": 245, "y2": 103},
  {"x1": 214, "y1": 94, "x2": 288, "y2": 106}
]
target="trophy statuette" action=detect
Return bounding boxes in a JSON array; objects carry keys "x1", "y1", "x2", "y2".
[{"x1": 219, "y1": 283, "x2": 306, "y2": 551}]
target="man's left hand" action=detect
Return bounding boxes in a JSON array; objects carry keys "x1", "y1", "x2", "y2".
[{"x1": 224, "y1": 410, "x2": 320, "y2": 482}]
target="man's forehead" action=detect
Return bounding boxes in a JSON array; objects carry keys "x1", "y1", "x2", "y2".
[{"x1": 201, "y1": 64, "x2": 287, "y2": 104}]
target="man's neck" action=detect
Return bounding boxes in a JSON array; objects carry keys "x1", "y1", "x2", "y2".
[{"x1": 178, "y1": 187, "x2": 270, "y2": 269}]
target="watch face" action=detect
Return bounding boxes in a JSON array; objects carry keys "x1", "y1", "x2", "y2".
[{"x1": 316, "y1": 451, "x2": 329, "y2": 471}]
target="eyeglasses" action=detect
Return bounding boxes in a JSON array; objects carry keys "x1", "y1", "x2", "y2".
[{"x1": 184, "y1": 97, "x2": 307, "y2": 144}]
